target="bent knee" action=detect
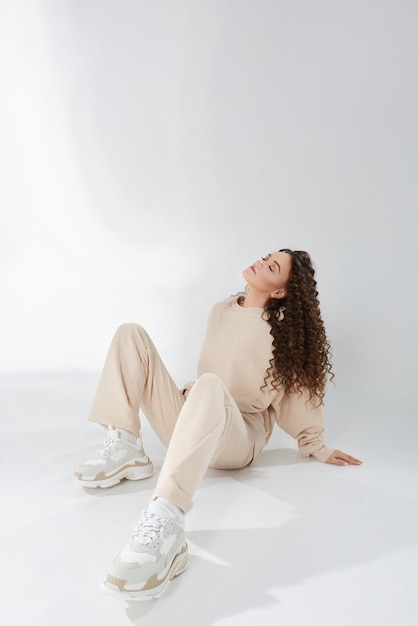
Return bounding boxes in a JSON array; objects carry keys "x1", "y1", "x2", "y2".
[
  {"x1": 194, "y1": 372, "x2": 224, "y2": 389},
  {"x1": 117, "y1": 322, "x2": 143, "y2": 333},
  {"x1": 116, "y1": 322, "x2": 142, "y2": 337},
  {"x1": 115, "y1": 322, "x2": 150, "y2": 344},
  {"x1": 188, "y1": 372, "x2": 226, "y2": 400}
]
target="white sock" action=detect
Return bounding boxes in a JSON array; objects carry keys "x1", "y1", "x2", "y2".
[
  {"x1": 155, "y1": 497, "x2": 185, "y2": 525},
  {"x1": 110, "y1": 426, "x2": 137, "y2": 445}
]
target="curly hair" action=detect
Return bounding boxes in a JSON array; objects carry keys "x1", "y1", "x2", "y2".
[{"x1": 262, "y1": 249, "x2": 334, "y2": 405}]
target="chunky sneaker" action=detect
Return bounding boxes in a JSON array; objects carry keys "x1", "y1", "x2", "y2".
[
  {"x1": 103, "y1": 501, "x2": 189, "y2": 600},
  {"x1": 74, "y1": 428, "x2": 154, "y2": 488}
]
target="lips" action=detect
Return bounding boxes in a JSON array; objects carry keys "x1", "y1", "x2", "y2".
[{"x1": 251, "y1": 265, "x2": 256, "y2": 273}]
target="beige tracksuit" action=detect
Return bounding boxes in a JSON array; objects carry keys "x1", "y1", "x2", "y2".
[{"x1": 88, "y1": 299, "x2": 333, "y2": 512}]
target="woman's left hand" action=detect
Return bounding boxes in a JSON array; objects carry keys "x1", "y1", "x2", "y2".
[{"x1": 326, "y1": 450, "x2": 363, "y2": 466}]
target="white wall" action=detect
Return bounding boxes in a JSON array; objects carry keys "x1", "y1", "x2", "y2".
[{"x1": 0, "y1": 0, "x2": 417, "y2": 412}]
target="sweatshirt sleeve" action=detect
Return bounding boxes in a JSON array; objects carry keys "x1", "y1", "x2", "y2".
[{"x1": 272, "y1": 390, "x2": 334, "y2": 462}]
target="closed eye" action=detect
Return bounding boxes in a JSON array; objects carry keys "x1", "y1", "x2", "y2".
[{"x1": 262, "y1": 254, "x2": 280, "y2": 272}]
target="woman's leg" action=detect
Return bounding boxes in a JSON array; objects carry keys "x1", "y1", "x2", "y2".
[
  {"x1": 75, "y1": 323, "x2": 186, "y2": 488},
  {"x1": 88, "y1": 323, "x2": 185, "y2": 442},
  {"x1": 152, "y1": 372, "x2": 266, "y2": 513},
  {"x1": 103, "y1": 372, "x2": 266, "y2": 598}
]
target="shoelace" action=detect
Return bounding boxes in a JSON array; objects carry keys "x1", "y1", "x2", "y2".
[
  {"x1": 132, "y1": 511, "x2": 166, "y2": 546},
  {"x1": 97, "y1": 435, "x2": 123, "y2": 458}
]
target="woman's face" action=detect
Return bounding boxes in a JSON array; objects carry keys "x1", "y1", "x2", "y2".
[{"x1": 242, "y1": 251, "x2": 292, "y2": 299}]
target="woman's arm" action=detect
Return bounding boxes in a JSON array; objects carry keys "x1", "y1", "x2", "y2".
[{"x1": 273, "y1": 390, "x2": 362, "y2": 465}]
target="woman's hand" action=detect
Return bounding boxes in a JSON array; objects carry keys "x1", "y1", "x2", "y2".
[{"x1": 326, "y1": 450, "x2": 363, "y2": 466}]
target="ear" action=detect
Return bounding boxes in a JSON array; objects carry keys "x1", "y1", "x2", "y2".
[{"x1": 271, "y1": 288, "x2": 287, "y2": 299}]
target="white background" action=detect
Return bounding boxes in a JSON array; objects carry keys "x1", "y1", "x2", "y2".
[
  {"x1": 1, "y1": 0, "x2": 417, "y2": 412},
  {"x1": 1, "y1": 4, "x2": 418, "y2": 625}
]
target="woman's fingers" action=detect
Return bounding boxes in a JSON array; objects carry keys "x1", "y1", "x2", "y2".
[{"x1": 326, "y1": 450, "x2": 363, "y2": 466}]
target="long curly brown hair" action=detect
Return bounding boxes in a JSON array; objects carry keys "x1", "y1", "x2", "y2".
[{"x1": 262, "y1": 249, "x2": 334, "y2": 405}]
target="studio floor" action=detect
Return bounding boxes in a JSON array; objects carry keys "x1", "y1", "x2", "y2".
[{"x1": 1, "y1": 372, "x2": 417, "y2": 626}]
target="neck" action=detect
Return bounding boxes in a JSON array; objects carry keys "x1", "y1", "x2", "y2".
[{"x1": 240, "y1": 291, "x2": 268, "y2": 308}]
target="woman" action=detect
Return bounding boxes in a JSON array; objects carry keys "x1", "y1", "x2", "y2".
[{"x1": 74, "y1": 249, "x2": 362, "y2": 600}]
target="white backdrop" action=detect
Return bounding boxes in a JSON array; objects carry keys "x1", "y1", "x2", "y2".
[{"x1": 0, "y1": 0, "x2": 417, "y2": 412}]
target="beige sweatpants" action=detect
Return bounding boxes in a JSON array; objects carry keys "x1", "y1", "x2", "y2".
[{"x1": 88, "y1": 323, "x2": 266, "y2": 512}]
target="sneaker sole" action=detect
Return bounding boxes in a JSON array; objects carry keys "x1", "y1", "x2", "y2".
[
  {"x1": 102, "y1": 544, "x2": 189, "y2": 601},
  {"x1": 74, "y1": 462, "x2": 154, "y2": 489}
]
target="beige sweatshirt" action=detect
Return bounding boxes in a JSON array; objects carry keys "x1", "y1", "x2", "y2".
[{"x1": 195, "y1": 299, "x2": 333, "y2": 463}]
